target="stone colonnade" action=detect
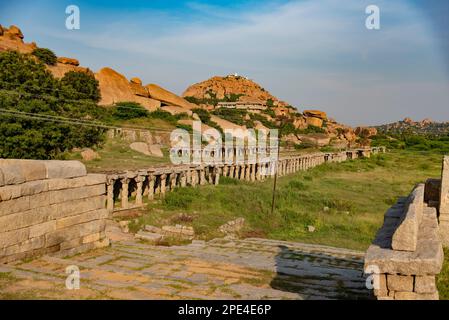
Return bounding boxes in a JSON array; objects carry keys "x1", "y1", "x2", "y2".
[{"x1": 106, "y1": 147, "x2": 384, "y2": 212}]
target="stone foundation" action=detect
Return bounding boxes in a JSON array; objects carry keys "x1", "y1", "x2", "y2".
[{"x1": 0, "y1": 159, "x2": 109, "y2": 264}]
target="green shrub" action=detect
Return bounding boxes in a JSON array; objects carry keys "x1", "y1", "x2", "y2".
[
  {"x1": 192, "y1": 108, "x2": 211, "y2": 123},
  {"x1": 112, "y1": 102, "x2": 148, "y2": 119},
  {"x1": 60, "y1": 71, "x2": 101, "y2": 102},
  {"x1": 32, "y1": 48, "x2": 57, "y2": 65},
  {"x1": 0, "y1": 51, "x2": 105, "y2": 159}
]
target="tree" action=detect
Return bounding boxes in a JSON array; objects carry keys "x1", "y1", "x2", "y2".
[
  {"x1": 0, "y1": 50, "x2": 106, "y2": 159},
  {"x1": 60, "y1": 71, "x2": 101, "y2": 102},
  {"x1": 32, "y1": 47, "x2": 57, "y2": 65}
]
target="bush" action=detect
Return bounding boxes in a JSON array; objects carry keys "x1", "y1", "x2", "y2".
[
  {"x1": 32, "y1": 48, "x2": 57, "y2": 65},
  {"x1": 0, "y1": 51, "x2": 106, "y2": 159},
  {"x1": 60, "y1": 71, "x2": 101, "y2": 102},
  {"x1": 192, "y1": 108, "x2": 211, "y2": 123},
  {"x1": 112, "y1": 102, "x2": 148, "y2": 120}
]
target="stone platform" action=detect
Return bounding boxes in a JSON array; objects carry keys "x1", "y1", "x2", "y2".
[{"x1": 0, "y1": 238, "x2": 372, "y2": 300}]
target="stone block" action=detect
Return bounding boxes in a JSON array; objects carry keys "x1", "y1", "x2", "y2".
[
  {"x1": 56, "y1": 209, "x2": 108, "y2": 229},
  {"x1": 0, "y1": 228, "x2": 29, "y2": 248},
  {"x1": 47, "y1": 174, "x2": 106, "y2": 191},
  {"x1": 52, "y1": 195, "x2": 105, "y2": 219},
  {"x1": 373, "y1": 274, "x2": 388, "y2": 297},
  {"x1": 0, "y1": 195, "x2": 30, "y2": 216},
  {"x1": 394, "y1": 291, "x2": 439, "y2": 300},
  {"x1": 387, "y1": 274, "x2": 414, "y2": 292},
  {"x1": 0, "y1": 206, "x2": 53, "y2": 233},
  {"x1": 29, "y1": 220, "x2": 56, "y2": 238},
  {"x1": 414, "y1": 275, "x2": 436, "y2": 293},
  {"x1": 0, "y1": 185, "x2": 21, "y2": 201},
  {"x1": 49, "y1": 184, "x2": 105, "y2": 205},
  {"x1": 82, "y1": 232, "x2": 101, "y2": 244},
  {"x1": 44, "y1": 160, "x2": 87, "y2": 179},
  {"x1": 45, "y1": 220, "x2": 105, "y2": 247},
  {"x1": 1, "y1": 236, "x2": 45, "y2": 256}
]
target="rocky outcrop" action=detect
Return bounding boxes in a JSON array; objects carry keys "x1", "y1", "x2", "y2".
[
  {"x1": 182, "y1": 75, "x2": 288, "y2": 107},
  {"x1": 355, "y1": 127, "x2": 377, "y2": 138},
  {"x1": 0, "y1": 24, "x2": 36, "y2": 54},
  {"x1": 146, "y1": 84, "x2": 197, "y2": 110},
  {"x1": 303, "y1": 110, "x2": 327, "y2": 120},
  {"x1": 57, "y1": 57, "x2": 79, "y2": 66},
  {"x1": 95, "y1": 68, "x2": 161, "y2": 111}
]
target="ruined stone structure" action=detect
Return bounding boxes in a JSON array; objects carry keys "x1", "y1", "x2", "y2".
[
  {"x1": 365, "y1": 156, "x2": 449, "y2": 300},
  {"x1": 106, "y1": 147, "x2": 385, "y2": 213},
  {"x1": 0, "y1": 160, "x2": 109, "y2": 264},
  {"x1": 0, "y1": 147, "x2": 384, "y2": 264}
]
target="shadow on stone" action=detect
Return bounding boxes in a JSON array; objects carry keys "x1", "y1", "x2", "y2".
[{"x1": 269, "y1": 245, "x2": 374, "y2": 300}]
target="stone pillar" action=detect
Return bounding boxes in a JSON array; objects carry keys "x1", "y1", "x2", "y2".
[
  {"x1": 120, "y1": 177, "x2": 129, "y2": 209},
  {"x1": 245, "y1": 165, "x2": 251, "y2": 181},
  {"x1": 208, "y1": 167, "x2": 214, "y2": 184},
  {"x1": 159, "y1": 174, "x2": 167, "y2": 197},
  {"x1": 250, "y1": 164, "x2": 256, "y2": 181},
  {"x1": 214, "y1": 167, "x2": 220, "y2": 185},
  {"x1": 135, "y1": 175, "x2": 144, "y2": 206},
  {"x1": 230, "y1": 165, "x2": 235, "y2": 179},
  {"x1": 440, "y1": 156, "x2": 449, "y2": 247},
  {"x1": 106, "y1": 180, "x2": 114, "y2": 213},
  {"x1": 190, "y1": 170, "x2": 197, "y2": 187},
  {"x1": 255, "y1": 163, "x2": 261, "y2": 181},
  {"x1": 200, "y1": 169, "x2": 206, "y2": 185},
  {"x1": 147, "y1": 175, "x2": 155, "y2": 200},
  {"x1": 170, "y1": 172, "x2": 177, "y2": 191},
  {"x1": 180, "y1": 171, "x2": 187, "y2": 187}
]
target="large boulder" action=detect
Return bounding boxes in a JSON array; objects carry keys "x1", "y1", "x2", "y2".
[
  {"x1": 129, "y1": 142, "x2": 151, "y2": 156},
  {"x1": 297, "y1": 134, "x2": 330, "y2": 147},
  {"x1": 161, "y1": 105, "x2": 193, "y2": 116},
  {"x1": 80, "y1": 148, "x2": 100, "y2": 161},
  {"x1": 5, "y1": 25, "x2": 24, "y2": 39},
  {"x1": 95, "y1": 67, "x2": 160, "y2": 111},
  {"x1": 146, "y1": 84, "x2": 197, "y2": 110},
  {"x1": 57, "y1": 57, "x2": 79, "y2": 66},
  {"x1": 306, "y1": 117, "x2": 323, "y2": 128},
  {"x1": 303, "y1": 110, "x2": 327, "y2": 120},
  {"x1": 355, "y1": 127, "x2": 377, "y2": 138},
  {"x1": 47, "y1": 63, "x2": 90, "y2": 78}
]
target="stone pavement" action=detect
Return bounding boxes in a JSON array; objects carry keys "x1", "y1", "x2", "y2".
[{"x1": 0, "y1": 238, "x2": 373, "y2": 300}]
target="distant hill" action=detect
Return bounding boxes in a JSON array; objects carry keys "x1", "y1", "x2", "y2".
[
  {"x1": 182, "y1": 75, "x2": 290, "y2": 107},
  {"x1": 376, "y1": 118, "x2": 449, "y2": 135}
]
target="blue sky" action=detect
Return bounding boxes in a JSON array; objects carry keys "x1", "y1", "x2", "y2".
[{"x1": 1, "y1": 0, "x2": 448, "y2": 126}]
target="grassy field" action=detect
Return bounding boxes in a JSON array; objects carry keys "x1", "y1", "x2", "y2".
[
  {"x1": 68, "y1": 137, "x2": 171, "y2": 172},
  {"x1": 130, "y1": 150, "x2": 443, "y2": 251}
]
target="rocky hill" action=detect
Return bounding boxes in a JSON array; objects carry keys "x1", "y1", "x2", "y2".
[
  {"x1": 182, "y1": 75, "x2": 289, "y2": 107},
  {"x1": 376, "y1": 118, "x2": 449, "y2": 135},
  {"x1": 0, "y1": 23, "x2": 379, "y2": 150}
]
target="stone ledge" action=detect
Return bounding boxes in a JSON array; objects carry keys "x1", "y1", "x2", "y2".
[
  {"x1": 0, "y1": 159, "x2": 87, "y2": 186},
  {"x1": 365, "y1": 206, "x2": 443, "y2": 276},
  {"x1": 391, "y1": 184, "x2": 424, "y2": 252}
]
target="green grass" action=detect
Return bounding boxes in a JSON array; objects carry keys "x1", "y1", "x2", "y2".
[
  {"x1": 68, "y1": 137, "x2": 170, "y2": 172},
  {"x1": 133, "y1": 150, "x2": 443, "y2": 251}
]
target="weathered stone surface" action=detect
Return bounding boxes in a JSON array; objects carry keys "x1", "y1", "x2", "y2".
[
  {"x1": 57, "y1": 57, "x2": 79, "y2": 66},
  {"x1": 365, "y1": 206, "x2": 443, "y2": 275},
  {"x1": 387, "y1": 275, "x2": 414, "y2": 292},
  {"x1": 56, "y1": 209, "x2": 108, "y2": 229},
  {"x1": 392, "y1": 184, "x2": 424, "y2": 252},
  {"x1": 47, "y1": 174, "x2": 106, "y2": 191},
  {"x1": 45, "y1": 160, "x2": 87, "y2": 179},
  {"x1": 394, "y1": 291, "x2": 439, "y2": 300},
  {"x1": 135, "y1": 231, "x2": 163, "y2": 243},
  {"x1": 414, "y1": 275, "x2": 436, "y2": 293},
  {"x1": 49, "y1": 184, "x2": 105, "y2": 204}
]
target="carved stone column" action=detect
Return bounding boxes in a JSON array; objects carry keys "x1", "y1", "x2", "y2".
[
  {"x1": 440, "y1": 156, "x2": 449, "y2": 247},
  {"x1": 120, "y1": 177, "x2": 129, "y2": 210},
  {"x1": 147, "y1": 175, "x2": 155, "y2": 201},
  {"x1": 135, "y1": 175, "x2": 144, "y2": 206},
  {"x1": 159, "y1": 174, "x2": 167, "y2": 197},
  {"x1": 106, "y1": 179, "x2": 114, "y2": 213}
]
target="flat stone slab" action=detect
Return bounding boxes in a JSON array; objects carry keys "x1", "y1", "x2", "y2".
[{"x1": 1, "y1": 238, "x2": 372, "y2": 300}]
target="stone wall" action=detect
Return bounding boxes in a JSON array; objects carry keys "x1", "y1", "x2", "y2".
[
  {"x1": 365, "y1": 181, "x2": 445, "y2": 300},
  {"x1": 440, "y1": 156, "x2": 449, "y2": 246},
  {"x1": 0, "y1": 159, "x2": 109, "y2": 264}
]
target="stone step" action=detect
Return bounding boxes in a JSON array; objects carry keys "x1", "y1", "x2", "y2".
[{"x1": 135, "y1": 231, "x2": 164, "y2": 243}]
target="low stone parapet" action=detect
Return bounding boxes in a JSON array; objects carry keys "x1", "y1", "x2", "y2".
[
  {"x1": 365, "y1": 184, "x2": 444, "y2": 300},
  {"x1": 0, "y1": 159, "x2": 109, "y2": 264}
]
